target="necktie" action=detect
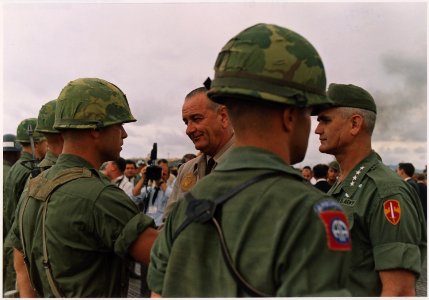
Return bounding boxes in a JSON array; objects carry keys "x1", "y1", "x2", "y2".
[
  {"x1": 151, "y1": 187, "x2": 160, "y2": 205},
  {"x1": 205, "y1": 158, "x2": 216, "y2": 175}
]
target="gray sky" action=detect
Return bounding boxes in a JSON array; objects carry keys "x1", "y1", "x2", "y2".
[{"x1": 2, "y1": 2, "x2": 427, "y2": 170}]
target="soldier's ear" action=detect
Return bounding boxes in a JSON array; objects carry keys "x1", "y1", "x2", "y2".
[
  {"x1": 218, "y1": 105, "x2": 230, "y2": 129},
  {"x1": 350, "y1": 114, "x2": 364, "y2": 136},
  {"x1": 281, "y1": 107, "x2": 294, "y2": 133}
]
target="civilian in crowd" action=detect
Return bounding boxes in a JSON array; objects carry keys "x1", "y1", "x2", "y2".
[
  {"x1": 313, "y1": 163, "x2": 330, "y2": 193},
  {"x1": 124, "y1": 159, "x2": 138, "y2": 185},
  {"x1": 301, "y1": 165, "x2": 313, "y2": 183},
  {"x1": 104, "y1": 157, "x2": 134, "y2": 198},
  {"x1": 397, "y1": 162, "x2": 420, "y2": 194}
]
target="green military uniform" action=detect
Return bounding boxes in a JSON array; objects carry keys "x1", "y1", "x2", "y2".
[
  {"x1": 3, "y1": 151, "x2": 33, "y2": 293},
  {"x1": 148, "y1": 147, "x2": 351, "y2": 297},
  {"x1": 3, "y1": 160, "x2": 12, "y2": 183},
  {"x1": 328, "y1": 150, "x2": 427, "y2": 296},
  {"x1": 10, "y1": 154, "x2": 155, "y2": 297},
  {"x1": 38, "y1": 150, "x2": 58, "y2": 170},
  {"x1": 3, "y1": 151, "x2": 33, "y2": 238}
]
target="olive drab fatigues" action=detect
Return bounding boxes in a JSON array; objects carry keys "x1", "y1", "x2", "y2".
[
  {"x1": 3, "y1": 151, "x2": 34, "y2": 293},
  {"x1": 328, "y1": 151, "x2": 427, "y2": 296},
  {"x1": 148, "y1": 147, "x2": 352, "y2": 297},
  {"x1": 10, "y1": 154, "x2": 155, "y2": 297}
]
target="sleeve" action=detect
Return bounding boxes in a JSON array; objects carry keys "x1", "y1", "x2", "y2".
[
  {"x1": 369, "y1": 185, "x2": 426, "y2": 274},
  {"x1": 147, "y1": 198, "x2": 181, "y2": 294},
  {"x1": 9, "y1": 180, "x2": 31, "y2": 251},
  {"x1": 92, "y1": 186, "x2": 155, "y2": 258},
  {"x1": 276, "y1": 198, "x2": 352, "y2": 296}
]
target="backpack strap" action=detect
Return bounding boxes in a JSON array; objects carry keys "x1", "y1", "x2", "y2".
[
  {"x1": 172, "y1": 171, "x2": 285, "y2": 297},
  {"x1": 19, "y1": 167, "x2": 93, "y2": 297}
]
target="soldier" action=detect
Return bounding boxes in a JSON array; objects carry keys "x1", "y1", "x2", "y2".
[
  {"x1": 314, "y1": 83, "x2": 426, "y2": 296},
  {"x1": 3, "y1": 118, "x2": 47, "y2": 296},
  {"x1": 34, "y1": 99, "x2": 64, "y2": 171},
  {"x1": 12, "y1": 99, "x2": 64, "y2": 297},
  {"x1": 3, "y1": 134, "x2": 21, "y2": 181},
  {"x1": 162, "y1": 87, "x2": 235, "y2": 222},
  {"x1": 9, "y1": 78, "x2": 158, "y2": 297},
  {"x1": 148, "y1": 23, "x2": 351, "y2": 297}
]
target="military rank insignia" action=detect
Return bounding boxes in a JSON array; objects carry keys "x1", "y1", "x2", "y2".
[{"x1": 383, "y1": 199, "x2": 401, "y2": 225}]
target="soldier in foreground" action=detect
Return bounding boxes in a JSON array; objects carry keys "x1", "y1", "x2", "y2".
[
  {"x1": 3, "y1": 118, "x2": 47, "y2": 296},
  {"x1": 10, "y1": 78, "x2": 158, "y2": 297},
  {"x1": 148, "y1": 23, "x2": 352, "y2": 297},
  {"x1": 314, "y1": 83, "x2": 426, "y2": 296}
]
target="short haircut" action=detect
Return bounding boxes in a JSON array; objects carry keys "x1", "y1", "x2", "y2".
[
  {"x1": 125, "y1": 159, "x2": 136, "y2": 168},
  {"x1": 185, "y1": 87, "x2": 220, "y2": 111},
  {"x1": 158, "y1": 158, "x2": 169, "y2": 166},
  {"x1": 398, "y1": 162, "x2": 415, "y2": 177},
  {"x1": 338, "y1": 107, "x2": 376, "y2": 135},
  {"x1": 313, "y1": 164, "x2": 329, "y2": 179},
  {"x1": 113, "y1": 157, "x2": 126, "y2": 173},
  {"x1": 185, "y1": 87, "x2": 207, "y2": 99}
]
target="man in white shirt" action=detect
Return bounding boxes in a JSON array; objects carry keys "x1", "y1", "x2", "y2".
[{"x1": 104, "y1": 157, "x2": 134, "y2": 198}]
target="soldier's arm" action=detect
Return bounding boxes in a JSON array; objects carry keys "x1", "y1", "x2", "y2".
[
  {"x1": 151, "y1": 291, "x2": 161, "y2": 297},
  {"x1": 379, "y1": 269, "x2": 416, "y2": 296},
  {"x1": 128, "y1": 227, "x2": 159, "y2": 265},
  {"x1": 13, "y1": 248, "x2": 37, "y2": 298}
]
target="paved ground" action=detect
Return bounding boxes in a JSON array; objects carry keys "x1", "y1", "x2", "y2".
[{"x1": 127, "y1": 258, "x2": 428, "y2": 297}]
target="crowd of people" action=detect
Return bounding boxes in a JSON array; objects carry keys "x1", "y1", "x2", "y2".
[{"x1": 2, "y1": 22, "x2": 427, "y2": 297}]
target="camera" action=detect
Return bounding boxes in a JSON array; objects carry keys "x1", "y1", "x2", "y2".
[{"x1": 146, "y1": 143, "x2": 162, "y2": 181}]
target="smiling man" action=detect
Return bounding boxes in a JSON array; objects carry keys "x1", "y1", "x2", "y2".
[
  {"x1": 162, "y1": 87, "x2": 235, "y2": 222},
  {"x1": 314, "y1": 83, "x2": 426, "y2": 296}
]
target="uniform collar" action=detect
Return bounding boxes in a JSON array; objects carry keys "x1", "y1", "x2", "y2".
[
  {"x1": 215, "y1": 146, "x2": 303, "y2": 180},
  {"x1": 330, "y1": 150, "x2": 380, "y2": 198}
]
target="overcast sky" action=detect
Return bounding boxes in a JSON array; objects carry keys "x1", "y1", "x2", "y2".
[{"x1": 2, "y1": 1, "x2": 427, "y2": 170}]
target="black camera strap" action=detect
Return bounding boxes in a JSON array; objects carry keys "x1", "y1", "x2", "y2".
[{"x1": 172, "y1": 171, "x2": 286, "y2": 297}]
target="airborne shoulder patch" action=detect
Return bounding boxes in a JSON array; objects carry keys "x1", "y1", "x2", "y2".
[
  {"x1": 383, "y1": 199, "x2": 401, "y2": 225},
  {"x1": 314, "y1": 199, "x2": 351, "y2": 251}
]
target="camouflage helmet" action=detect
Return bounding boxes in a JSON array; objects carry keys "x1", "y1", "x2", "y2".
[
  {"x1": 206, "y1": 23, "x2": 332, "y2": 107},
  {"x1": 35, "y1": 99, "x2": 61, "y2": 133},
  {"x1": 3, "y1": 134, "x2": 22, "y2": 152},
  {"x1": 16, "y1": 118, "x2": 46, "y2": 143},
  {"x1": 54, "y1": 78, "x2": 136, "y2": 130}
]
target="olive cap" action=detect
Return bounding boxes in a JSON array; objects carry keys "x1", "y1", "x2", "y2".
[
  {"x1": 16, "y1": 118, "x2": 46, "y2": 143},
  {"x1": 328, "y1": 160, "x2": 340, "y2": 171},
  {"x1": 3, "y1": 134, "x2": 22, "y2": 152},
  {"x1": 54, "y1": 78, "x2": 136, "y2": 130},
  {"x1": 327, "y1": 83, "x2": 376, "y2": 113},
  {"x1": 35, "y1": 99, "x2": 60, "y2": 133},
  {"x1": 207, "y1": 23, "x2": 331, "y2": 108}
]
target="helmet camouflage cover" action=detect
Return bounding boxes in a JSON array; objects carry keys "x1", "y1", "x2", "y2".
[
  {"x1": 35, "y1": 99, "x2": 61, "y2": 133},
  {"x1": 207, "y1": 23, "x2": 332, "y2": 107},
  {"x1": 16, "y1": 118, "x2": 46, "y2": 143},
  {"x1": 54, "y1": 78, "x2": 136, "y2": 130}
]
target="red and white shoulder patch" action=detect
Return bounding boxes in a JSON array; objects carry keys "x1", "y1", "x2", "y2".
[
  {"x1": 318, "y1": 210, "x2": 351, "y2": 251},
  {"x1": 383, "y1": 199, "x2": 401, "y2": 225}
]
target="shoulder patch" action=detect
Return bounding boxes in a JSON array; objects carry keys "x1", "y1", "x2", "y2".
[
  {"x1": 383, "y1": 199, "x2": 401, "y2": 225},
  {"x1": 315, "y1": 199, "x2": 351, "y2": 251}
]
